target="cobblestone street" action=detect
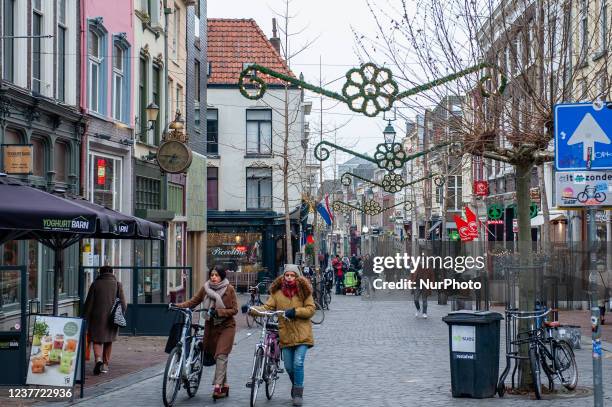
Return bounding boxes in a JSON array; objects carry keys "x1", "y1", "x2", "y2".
[{"x1": 61, "y1": 294, "x2": 612, "y2": 407}]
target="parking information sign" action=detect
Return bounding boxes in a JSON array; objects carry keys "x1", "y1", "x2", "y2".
[{"x1": 554, "y1": 102, "x2": 612, "y2": 170}]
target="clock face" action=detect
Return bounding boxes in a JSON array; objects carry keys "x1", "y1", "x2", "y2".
[{"x1": 157, "y1": 140, "x2": 192, "y2": 173}]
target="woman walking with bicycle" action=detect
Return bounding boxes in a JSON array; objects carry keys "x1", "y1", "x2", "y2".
[
  {"x1": 251, "y1": 264, "x2": 315, "y2": 406},
  {"x1": 174, "y1": 265, "x2": 238, "y2": 400}
]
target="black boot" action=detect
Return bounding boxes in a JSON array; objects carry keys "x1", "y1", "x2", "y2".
[{"x1": 292, "y1": 387, "x2": 303, "y2": 406}]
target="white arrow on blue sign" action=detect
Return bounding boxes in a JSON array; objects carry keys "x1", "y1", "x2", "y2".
[{"x1": 555, "y1": 102, "x2": 612, "y2": 170}]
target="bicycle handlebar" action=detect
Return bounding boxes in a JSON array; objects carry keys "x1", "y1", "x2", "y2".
[
  {"x1": 248, "y1": 307, "x2": 286, "y2": 318},
  {"x1": 507, "y1": 308, "x2": 552, "y2": 319}
]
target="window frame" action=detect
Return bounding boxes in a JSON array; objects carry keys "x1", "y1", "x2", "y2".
[
  {"x1": 3, "y1": 0, "x2": 14, "y2": 82},
  {"x1": 138, "y1": 55, "x2": 148, "y2": 142},
  {"x1": 206, "y1": 108, "x2": 218, "y2": 155},
  {"x1": 31, "y1": 7, "x2": 43, "y2": 93},
  {"x1": 246, "y1": 167, "x2": 273, "y2": 210},
  {"x1": 112, "y1": 36, "x2": 130, "y2": 123},
  {"x1": 601, "y1": 0, "x2": 608, "y2": 52},
  {"x1": 88, "y1": 21, "x2": 108, "y2": 115},
  {"x1": 207, "y1": 167, "x2": 218, "y2": 210},
  {"x1": 152, "y1": 64, "x2": 161, "y2": 145},
  {"x1": 246, "y1": 109, "x2": 273, "y2": 156}
]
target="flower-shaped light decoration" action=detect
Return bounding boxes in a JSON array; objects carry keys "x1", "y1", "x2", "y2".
[
  {"x1": 342, "y1": 63, "x2": 399, "y2": 117},
  {"x1": 381, "y1": 173, "x2": 405, "y2": 193},
  {"x1": 332, "y1": 201, "x2": 351, "y2": 215},
  {"x1": 362, "y1": 199, "x2": 382, "y2": 216},
  {"x1": 373, "y1": 142, "x2": 407, "y2": 171}
]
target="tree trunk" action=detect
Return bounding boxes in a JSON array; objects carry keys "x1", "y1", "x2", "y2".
[
  {"x1": 516, "y1": 160, "x2": 536, "y2": 388},
  {"x1": 284, "y1": 86, "x2": 293, "y2": 264}
]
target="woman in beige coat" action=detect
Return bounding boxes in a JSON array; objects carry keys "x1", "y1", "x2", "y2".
[
  {"x1": 251, "y1": 264, "x2": 315, "y2": 406},
  {"x1": 174, "y1": 265, "x2": 238, "y2": 400},
  {"x1": 83, "y1": 266, "x2": 126, "y2": 375}
]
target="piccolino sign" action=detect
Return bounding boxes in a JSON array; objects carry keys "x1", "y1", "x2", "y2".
[{"x1": 42, "y1": 216, "x2": 93, "y2": 232}]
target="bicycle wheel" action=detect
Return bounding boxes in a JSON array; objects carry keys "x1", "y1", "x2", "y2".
[
  {"x1": 529, "y1": 346, "x2": 543, "y2": 400},
  {"x1": 162, "y1": 347, "x2": 182, "y2": 407},
  {"x1": 264, "y1": 359, "x2": 279, "y2": 399},
  {"x1": 324, "y1": 288, "x2": 332, "y2": 305},
  {"x1": 555, "y1": 340, "x2": 578, "y2": 390},
  {"x1": 185, "y1": 344, "x2": 203, "y2": 397},
  {"x1": 311, "y1": 300, "x2": 325, "y2": 325},
  {"x1": 250, "y1": 347, "x2": 264, "y2": 407}
]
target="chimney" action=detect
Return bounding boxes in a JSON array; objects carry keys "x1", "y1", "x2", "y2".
[{"x1": 270, "y1": 18, "x2": 281, "y2": 55}]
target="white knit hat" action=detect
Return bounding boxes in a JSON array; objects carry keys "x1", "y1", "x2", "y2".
[{"x1": 283, "y1": 264, "x2": 302, "y2": 277}]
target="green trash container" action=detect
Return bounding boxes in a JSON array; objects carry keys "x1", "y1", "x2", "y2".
[{"x1": 442, "y1": 311, "x2": 503, "y2": 398}]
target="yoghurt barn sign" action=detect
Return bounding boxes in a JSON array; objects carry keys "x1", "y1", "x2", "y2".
[
  {"x1": 2, "y1": 144, "x2": 33, "y2": 174},
  {"x1": 42, "y1": 216, "x2": 94, "y2": 233}
]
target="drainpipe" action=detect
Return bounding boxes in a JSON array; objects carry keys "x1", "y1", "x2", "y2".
[{"x1": 79, "y1": 0, "x2": 88, "y2": 197}]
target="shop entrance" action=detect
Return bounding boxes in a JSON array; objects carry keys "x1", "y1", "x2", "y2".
[{"x1": 0, "y1": 266, "x2": 27, "y2": 384}]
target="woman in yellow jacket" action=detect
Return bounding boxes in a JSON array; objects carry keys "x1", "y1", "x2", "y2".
[{"x1": 252, "y1": 264, "x2": 314, "y2": 406}]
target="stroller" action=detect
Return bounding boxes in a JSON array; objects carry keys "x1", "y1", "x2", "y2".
[{"x1": 343, "y1": 268, "x2": 360, "y2": 295}]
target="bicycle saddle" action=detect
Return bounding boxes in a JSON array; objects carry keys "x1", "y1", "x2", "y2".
[{"x1": 543, "y1": 321, "x2": 560, "y2": 328}]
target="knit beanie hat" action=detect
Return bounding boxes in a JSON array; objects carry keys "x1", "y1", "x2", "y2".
[{"x1": 283, "y1": 264, "x2": 302, "y2": 277}]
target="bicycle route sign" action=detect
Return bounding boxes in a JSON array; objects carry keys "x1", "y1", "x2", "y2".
[
  {"x1": 555, "y1": 171, "x2": 612, "y2": 207},
  {"x1": 554, "y1": 102, "x2": 612, "y2": 170}
]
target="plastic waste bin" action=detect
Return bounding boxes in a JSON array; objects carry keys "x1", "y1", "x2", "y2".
[{"x1": 442, "y1": 310, "x2": 503, "y2": 398}]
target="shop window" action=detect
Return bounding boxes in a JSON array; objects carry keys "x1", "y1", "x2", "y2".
[
  {"x1": 207, "y1": 232, "x2": 263, "y2": 273},
  {"x1": 136, "y1": 176, "x2": 161, "y2": 210},
  {"x1": 246, "y1": 167, "x2": 272, "y2": 210},
  {"x1": 206, "y1": 109, "x2": 218, "y2": 155},
  {"x1": 207, "y1": 167, "x2": 218, "y2": 210},
  {"x1": 54, "y1": 142, "x2": 68, "y2": 183},
  {"x1": 246, "y1": 109, "x2": 272, "y2": 155},
  {"x1": 168, "y1": 182, "x2": 184, "y2": 216},
  {"x1": 89, "y1": 154, "x2": 121, "y2": 210},
  {"x1": 0, "y1": 241, "x2": 20, "y2": 313}
]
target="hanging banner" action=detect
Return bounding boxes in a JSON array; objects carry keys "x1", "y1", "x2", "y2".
[
  {"x1": 454, "y1": 206, "x2": 479, "y2": 241},
  {"x1": 473, "y1": 180, "x2": 489, "y2": 196},
  {"x1": 2, "y1": 144, "x2": 33, "y2": 174},
  {"x1": 27, "y1": 315, "x2": 84, "y2": 388}
]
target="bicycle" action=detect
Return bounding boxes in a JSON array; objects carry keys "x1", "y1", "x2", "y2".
[
  {"x1": 245, "y1": 281, "x2": 270, "y2": 328},
  {"x1": 163, "y1": 305, "x2": 208, "y2": 407},
  {"x1": 577, "y1": 185, "x2": 606, "y2": 203},
  {"x1": 514, "y1": 310, "x2": 578, "y2": 399},
  {"x1": 246, "y1": 308, "x2": 286, "y2": 407}
]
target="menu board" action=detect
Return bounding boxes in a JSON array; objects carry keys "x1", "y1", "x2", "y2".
[{"x1": 26, "y1": 316, "x2": 83, "y2": 388}]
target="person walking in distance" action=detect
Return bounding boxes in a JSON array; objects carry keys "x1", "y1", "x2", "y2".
[
  {"x1": 331, "y1": 255, "x2": 344, "y2": 294},
  {"x1": 250, "y1": 264, "x2": 315, "y2": 406},
  {"x1": 83, "y1": 266, "x2": 126, "y2": 375},
  {"x1": 411, "y1": 267, "x2": 435, "y2": 318},
  {"x1": 173, "y1": 265, "x2": 238, "y2": 400}
]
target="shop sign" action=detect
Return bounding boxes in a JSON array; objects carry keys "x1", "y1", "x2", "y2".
[
  {"x1": 473, "y1": 180, "x2": 489, "y2": 196},
  {"x1": 555, "y1": 171, "x2": 612, "y2": 207},
  {"x1": 211, "y1": 247, "x2": 247, "y2": 257},
  {"x1": 27, "y1": 315, "x2": 84, "y2": 388},
  {"x1": 530, "y1": 187, "x2": 541, "y2": 203},
  {"x1": 486, "y1": 219, "x2": 503, "y2": 225},
  {"x1": 487, "y1": 203, "x2": 504, "y2": 220},
  {"x1": 2, "y1": 144, "x2": 32, "y2": 174}
]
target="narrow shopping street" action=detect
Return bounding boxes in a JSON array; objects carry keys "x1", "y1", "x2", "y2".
[{"x1": 59, "y1": 295, "x2": 611, "y2": 407}]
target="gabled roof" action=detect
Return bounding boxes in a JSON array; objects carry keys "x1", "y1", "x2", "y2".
[{"x1": 207, "y1": 18, "x2": 295, "y2": 86}]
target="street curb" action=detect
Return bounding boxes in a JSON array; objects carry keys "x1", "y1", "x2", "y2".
[{"x1": 34, "y1": 363, "x2": 166, "y2": 407}]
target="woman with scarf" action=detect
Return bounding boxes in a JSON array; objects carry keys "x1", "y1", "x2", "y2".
[
  {"x1": 173, "y1": 265, "x2": 238, "y2": 400},
  {"x1": 250, "y1": 264, "x2": 315, "y2": 406}
]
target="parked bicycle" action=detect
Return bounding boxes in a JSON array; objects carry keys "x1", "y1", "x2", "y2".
[
  {"x1": 246, "y1": 308, "x2": 286, "y2": 407},
  {"x1": 500, "y1": 309, "x2": 577, "y2": 399},
  {"x1": 163, "y1": 305, "x2": 208, "y2": 407},
  {"x1": 245, "y1": 280, "x2": 270, "y2": 328}
]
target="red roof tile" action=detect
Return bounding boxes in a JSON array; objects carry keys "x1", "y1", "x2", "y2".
[{"x1": 207, "y1": 19, "x2": 295, "y2": 86}]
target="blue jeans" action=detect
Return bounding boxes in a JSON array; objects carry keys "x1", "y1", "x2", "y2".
[{"x1": 282, "y1": 345, "x2": 308, "y2": 387}]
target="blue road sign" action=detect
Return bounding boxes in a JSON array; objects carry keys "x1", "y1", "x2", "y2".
[{"x1": 555, "y1": 102, "x2": 612, "y2": 170}]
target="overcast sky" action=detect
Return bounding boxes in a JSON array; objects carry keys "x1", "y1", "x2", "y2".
[{"x1": 208, "y1": 0, "x2": 401, "y2": 180}]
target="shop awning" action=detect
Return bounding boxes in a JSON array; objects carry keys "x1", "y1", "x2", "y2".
[{"x1": 531, "y1": 211, "x2": 567, "y2": 226}]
